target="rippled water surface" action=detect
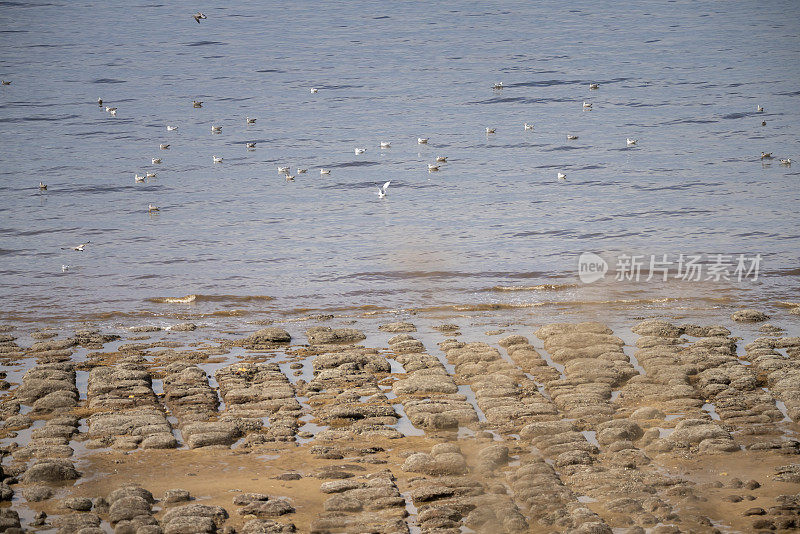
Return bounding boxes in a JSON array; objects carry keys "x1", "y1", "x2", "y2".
[{"x1": 1, "y1": 0, "x2": 799, "y2": 323}]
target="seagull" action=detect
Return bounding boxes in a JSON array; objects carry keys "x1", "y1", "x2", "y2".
[
  {"x1": 320, "y1": 168, "x2": 331, "y2": 175},
  {"x1": 246, "y1": 117, "x2": 256, "y2": 124},
  {"x1": 109, "y1": 109, "x2": 117, "y2": 117},
  {"x1": 376, "y1": 181, "x2": 390, "y2": 198},
  {"x1": 296, "y1": 168, "x2": 307, "y2": 174},
  {"x1": 105, "y1": 106, "x2": 116, "y2": 113},
  {"x1": 37, "y1": 181, "x2": 47, "y2": 191},
  {"x1": 285, "y1": 174, "x2": 295, "y2": 182},
  {"x1": 779, "y1": 158, "x2": 791, "y2": 165},
  {"x1": 192, "y1": 100, "x2": 203, "y2": 108},
  {"x1": 380, "y1": 141, "x2": 391, "y2": 148},
  {"x1": 97, "y1": 97, "x2": 103, "y2": 106},
  {"x1": 211, "y1": 125, "x2": 222, "y2": 132},
  {"x1": 193, "y1": 12, "x2": 207, "y2": 23},
  {"x1": 557, "y1": 172, "x2": 566, "y2": 180},
  {"x1": 761, "y1": 121, "x2": 767, "y2": 126},
  {"x1": 310, "y1": 87, "x2": 318, "y2": 93},
  {"x1": 757, "y1": 105, "x2": 764, "y2": 112},
  {"x1": 567, "y1": 135, "x2": 578, "y2": 140},
  {"x1": 583, "y1": 101, "x2": 592, "y2": 108},
  {"x1": 492, "y1": 82, "x2": 504, "y2": 89},
  {"x1": 428, "y1": 164, "x2": 440, "y2": 172},
  {"x1": 135, "y1": 174, "x2": 145, "y2": 182},
  {"x1": 61, "y1": 265, "x2": 70, "y2": 272},
  {"x1": 486, "y1": 127, "x2": 496, "y2": 134},
  {"x1": 418, "y1": 138, "x2": 429, "y2": 144},
  {"x1": 760, "y1": 152, "x2": 773, "y2": 159},
  {"x1": 589, "y1": 83, "x2": 599, "y2": 90},
  {"x1": 626, "y1": 138, "x2": 637, "y2": 146},
  {"x1": 146, "y1": 172, "x2": 156, "y2": 178},
  {"x1": 167, "y1": 125, "x2": 178, "y2": 131},
  {"x1": 62, "y1": 242, "x2": 90, "y2": 252},
  {"x1": 246, "y1": 142, "x2": 256, "y2": 149},
  {"x1": 1, "y1": 80, "x2": 11, "y2": 86},
  {"x1": 159, "y1": 144, "x2": 170, "y2": 150},
  {"x1": 148, "y1": 204, "x2": 160, "y2": 212},
  {"x1": 278, "y1": 166, "x2": 290, "y2": 174},
  {"x1": 213, "y1": 155, "x2": 223, "y2": 163},
  {"x1": 436, "y1": 156, "x2": 447, "y2": 162},
  {"x1": 152, "y1": 157, "x2": 162, "y2": 164},
  {"x1": 354, "y1": 147, "x2": 366, "y2": 155},
  {"x1": 524, "y1": 123, "x2": 534, "y2": 130}
]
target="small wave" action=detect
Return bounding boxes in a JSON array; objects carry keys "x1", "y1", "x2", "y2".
[
  {"x1": 148, "y1": 294, "x2": 274, "y2": 304},
  {"x1": 186, "y1": 40, "x2": 227, "y2": 47},
  {"x1": 487, "y1": 284, "x2": 578, "y2": 292},
  {"x1": 92, "y1": 78, "x2": 126, "y2": 84}
]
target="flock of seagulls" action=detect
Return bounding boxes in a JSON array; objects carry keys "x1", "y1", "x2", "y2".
[{"x1": 15, "y1": 11, "x2": 787, "y2": 260}]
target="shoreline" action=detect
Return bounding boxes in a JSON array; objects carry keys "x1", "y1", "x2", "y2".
[{"x1": 0, "y1": 303, "x2": 799, "y2": 533}]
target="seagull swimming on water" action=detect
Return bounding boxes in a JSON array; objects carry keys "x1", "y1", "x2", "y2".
[
  {"x1": 278, "y1": 166, "x2": 290, "y2": 174},
  {"x1": 320, "y1": 168, "x2": 331, "y2": 175},
  {"x1": 583, "y1": 101, "x2": 592, "y2": 108},
  {"x1": 211, "y1": 125, "x2": 222, "y2": 132},
  {"x1": 213, "y1": 155, "x2": 223, "y2": 163},
  {"x1": 436, "y1": 156, "x2": 447, "y2": 162},
  {"x1": 567, "y1": 135, "x2": 578, "y2": 140},
  {"x1": 780, "y1": 158, "x2": 792, "y2": 165},
  {"x1": 148, "y1": 204, "x2": 159, "y2": 212},
  {"x1": 492, "y1": 82, "x2": 504, "y2": 89},
  {"x1": 135, "y1": 174, "x2": 145, "y2": 182},
  {"x1": 39, "y1": 182, "x2": 47, "y2": 190},
  {"x1": 418, "y1": 137, "x2": 429, "y2": 144},
  {"x1": 61, "y1": 265, "x2": 70, "y2": 272},
  {"x1": 760, "y1": 152, "x2": 773, "y2": 159},
  {"x1": 376, "y1": 181, "x2": 390, "y2": 198},
  {"x1": 97, "y1": 97, "x2": 103, "y2": 106},
  {"x1": 486, "y1": 127, "x2": 496, "y2": 134},
  {"x1": 428, "y1": 164, "x2": 440, "y2": 172},
  {"x1": 1, "y1": 80, "x2": 11, "y2": 86},
  {"x1": 757, "y1": 105, "x2": 764, "y2": 112},
  {"x1": 297, "y1": 168, "x2": 307, "y2": 174},
  {"x1": 589, "y1": 83, "x2": 599, "y2": 90},
  {"x1": 192, "y1": 100, "x2": 203, "y2": 108},
  {"x1": 62, "y1": 242, "x2": 90, "y2": 252},
  {"x1": 246, "y1": 117, "x2": 256, "y2": 124},
  {"x1": 285, "y1": 174, "x2": 295, "y2": 182},
  {"x1": 626, "y1": 138, "x2": 637, "y2": 146},
  {"x1": 146, "y1": 172, "x2": 156, "y2": 178},
  {"x1": 159, "y1": 144, "x2": 170, "y2": 150},
  {"x1": 152, "y1": 157, "x2": 162, "y2": 164},
  {"x1": 310, "y1": 87, "x2": 318, "y2": 93},
  {"x1": 557, "y1": 172, "x2": 567, "y2": 180},
  {"x1": 193, "y1": 12, "x2": 207, "y2": 23},
  {"x1": 380, "y1": 141, "x2": 391, "y2": 148},
  {"x1": 105, "y1": 106, "x2": 116, "y2": 113},
  {"x1": 246, "y1": 142, "x2": 256, "y2": 149},
  {"x1": 524, "y1": 123, "x2": 534, "y2": 130},
  {"x1": 167, "y1": 125, "x2": 178, "y2": 131},
  {"x1": 354, "y1": 147, "x2": 366, "y2": 155}
]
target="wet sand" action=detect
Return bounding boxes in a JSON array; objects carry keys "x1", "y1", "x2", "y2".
[{"x1": 0, "y1": 304, "x2": 799, "y2": 533}]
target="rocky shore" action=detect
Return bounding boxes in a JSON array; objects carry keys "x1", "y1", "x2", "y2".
[{"x1": 0, "y1": 308, "x2": 798, "y2": 533}]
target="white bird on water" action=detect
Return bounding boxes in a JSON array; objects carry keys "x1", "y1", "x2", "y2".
[
  {"x1": 380, "y1": 141, "x2": 391, "y2": 148},
  {"x1": 62, "y1": 242, "x2": 90, "y2": 252},
  {"x1": 436, "y1": 156, "x2": 447, "y2": 162},
  {"x1": 135, "y1": 174, "x2": 145, "y2": 182},
  {"x1": 105, "y1": 106, "x2": 116, "y2": 113},
  {"x1": 567, "y1": 135, "x2": 578, "y2": 140},
  {"x1": 310, "y1": 87, "x2": 318, "y2": 93},
  {"x1": 193, "y1": 12, "x2": 207, "y2": 23},
  {"x1": 418, "y1": 137, "x2": 429, "y2": 144},
  {"x1": 109, "y1": 109, "x2": 117, "y2": 117},
  {"x1": 757, "y1": 105, "x2": 764, "y2": 112},
  {"x1": 146, "y1": 172, "x2": 156, "y2": 178},
  {"x1": 97, "y1": 97, "x2": 103, "y2": 106},
  {"x1": 626, "y1": 138, "x2": 637, "y2": 146},
  {"x1": 297, "y1": 168, "x2": 307, "y2": 174},
  {"x1": 492, "y1": 82, "x2": 504, "y2": 89},
  {"x1": 192, "y1": 100, "x2": 203, "y2": 108},
  {"x1": 760, "y1": 152, "x2": 773, "y2": 160},
  {"x1": 285, "y1": 174, "x2": 295, "y2": 182},
  {"x1": 38, "y1": 182, "x2": 47, "y2": 190},
  {"x1": 246, "y1": 142, "x2": 256, "y2": 149},
  {"x1": 320, "y1": 168, "x2": 331, "y2": 175},
  {"x1": 524, "y1": 123, "x2": 534, "y2": 131},
  {"x1": 354, "y1": 147, "x2": 366, "y2": 155},
  {"x1": 61, "y1": 265, "x2": 70, "y2": 272},
  {"x1": 583, "y1": 101, "x2": 592, "y2": 108},
  {"x1": 428, "y1": 164, "x2": 440, "y2": 172},
  {"x1": 211, "y1": 125, "x2": 222, "y2": 133},
  {"x1": 557, "y1": 172, "x2": 567, "y2": 180},
  {"x1": 246, "y1": 117, "x2": 256, "y2": 124},
  {"x1": 779, "y1": 158, "x2": 791, "y2": 165},
  {"x1": 486, "y1": 127, "x2": 496, "y2": 134},
  {"x1": 167, "y1": 125, "x2": 178, "y2": 131},
  {"x1": 159, "y1": 144, "x2": 170, "y2": 150},
  {"x1": 148, "y1": 204, "x2": 159, "y2": 212},
  {"x1": 376, "y1": 181, "x2": 390, "y2": 198},
  {"x1": 278, "y1": 166, "x2": 290, "y2": 174},
  {"x1": 213, "y1": 155, "x2": 223, "y2": 163},
  {"x1": 589, "y1": 83, "x2": 599, "y2": 90},
  {"x1": 152, "y1": 158, "x2": 162, "y2": 164}
]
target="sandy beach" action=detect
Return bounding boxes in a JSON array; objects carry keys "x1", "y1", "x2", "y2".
[{"x1": 0, "y1": 302, "x2": 798, "y2": 533}]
